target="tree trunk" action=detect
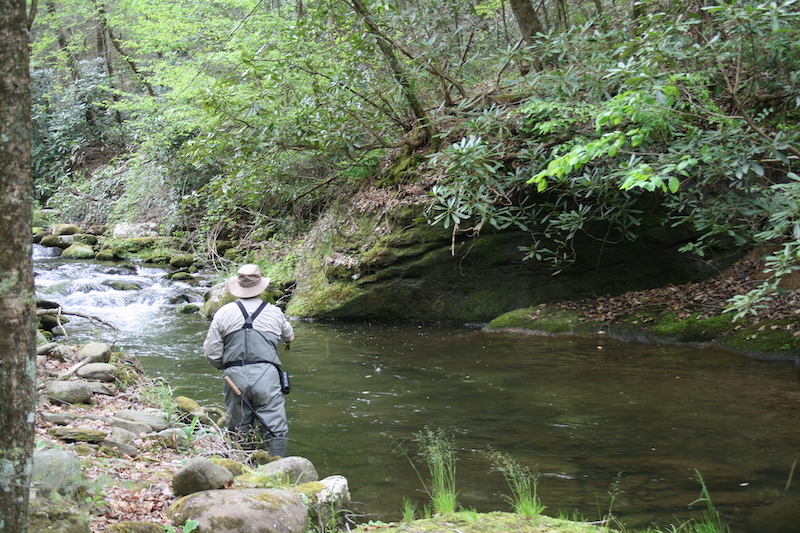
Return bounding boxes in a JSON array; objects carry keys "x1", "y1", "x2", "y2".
[
  {"x1": 0, "y1": 1, "x2": 36, "y2": 532},
  {"x1": 348, "y1": 0, "x2": 433, "y2": 145},
  {"x1": 508, "y1": 0, "x2": 544, "y2": 45}
]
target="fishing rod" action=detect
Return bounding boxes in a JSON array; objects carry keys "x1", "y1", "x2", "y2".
[
  {"x1": 223, "y1": 375, "x2": 328, "y2": 454},
  {"x1": 223, "y1": 375, "x2": 277, "y2": 439}
]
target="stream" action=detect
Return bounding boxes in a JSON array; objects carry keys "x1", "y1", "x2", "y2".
[{"x1": 33, "y1": 248, "x2": 800, "y2": 533}]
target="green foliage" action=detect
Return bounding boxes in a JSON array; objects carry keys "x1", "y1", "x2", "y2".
[
  {"x1": 392, "y1": 428, "x2": 459, "y2": 516},
  {"x1": 673, "y1": 470, "x2": 730, "y2": 533},
  {"x1": 31, "y1": 59, "x2": 122, "y2": 203},
  {"x1": 26, "y1": 0, "x2": 800, "y2": 318},
  {"x1": 415, "y1": 427, "x2": 459, "y2": 515},
  {"x1": 484, "y1": 449, "x2": 545, "y2": 520},
  {"x1": 422, "y1": 1, "x2": 800, "y2": 284}
]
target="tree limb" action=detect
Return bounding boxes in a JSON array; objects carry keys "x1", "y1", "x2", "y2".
[{"x1": 37, "y1": 308, "x2": 119, "y2": 347}]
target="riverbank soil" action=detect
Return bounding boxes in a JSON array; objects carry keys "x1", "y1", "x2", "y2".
[{"x1": 489, "y1": 256, "x2": 800, "y2": 358}]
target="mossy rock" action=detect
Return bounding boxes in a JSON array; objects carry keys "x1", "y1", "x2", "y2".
[
  {"x1": 142, "y1": 252, "x2": 171, "y2": 264},
  {"x1": 170, "y1": 254, "x2": 196, "y2": 268},
  {"x1": 105, "y1": 522, "x2": 164, "y2": 533},
  {"x1": 645, "y1": 311, "x2": 737, "y2": 343},
  {"x1": 47, "y1": 427, "x2": 107, "y2": 444},
  {"x1": 175, "y1": 395, "x2": 202, "y2": 414},
  {"x1": 487, "y1": 307, "x2": 599, "y2": 336},
  {"x1": 95, "y1": 249, "x2": 120, "y2": 261},
  {"x1": 52, "y1": 223, "x2": 81, "y2": 236},
  {"x1": 28, "y1": 500, "x2": 90, "y2": 533},
  {"x1": 73, "y1": 234, "x2": 98, "y2": 246},
  {"x1": 351, "y1": 511, "x2": 605, "y2": 533},
  {"x1": 61, "y1": 243, "x2": 95, "y2": 259},
  {"x1": 211, "y1": 457, "x2": 250, "y2": 477},
  {"x1": 720, "y1": 319, "x2": 800, "y2": 357}
]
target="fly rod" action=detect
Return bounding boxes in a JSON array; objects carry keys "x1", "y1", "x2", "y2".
[{"x1": 223, "y1": 375, "x2": 277, "y2": 438}]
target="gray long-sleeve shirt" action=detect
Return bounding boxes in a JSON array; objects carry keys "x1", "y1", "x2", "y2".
[{"x1": 203, "y1": 297, "x2": 294, "y2": 370}]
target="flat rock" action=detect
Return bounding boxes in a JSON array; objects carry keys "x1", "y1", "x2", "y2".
[
  {"x1": 76, "y1": 362, "x2": 118, "y2": 382},
  {"x1": 47, "y1": 380, "x2": 94, "y2": 405},
  {"x1": 114, "y1": 409, "x2": 169, "y2": 431}
]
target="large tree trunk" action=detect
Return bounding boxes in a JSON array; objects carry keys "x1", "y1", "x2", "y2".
[
  {"x1": 508, "y1": 0, "x2": 545, "y2": 45},
  {"x1": 0, "y1": 1, "x2": 36, "y2": 532}
]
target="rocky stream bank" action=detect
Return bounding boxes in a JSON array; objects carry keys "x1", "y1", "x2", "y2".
[{"x1": 29, "y1": 216, "x2": 800, "y2": 533}]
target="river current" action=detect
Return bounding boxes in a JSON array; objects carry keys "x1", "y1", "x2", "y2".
[{"x1": 33, "y1": 249, "x2": 800, "y2": 533}]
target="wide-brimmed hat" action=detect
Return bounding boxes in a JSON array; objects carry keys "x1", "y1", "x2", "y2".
[{"x1": 228, "y1": 264, "x2": 270, "y2": 298}]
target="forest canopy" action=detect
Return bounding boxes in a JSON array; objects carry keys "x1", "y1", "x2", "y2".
[{"x1": 29, "y1": 0, "x2": 800, "y2": 317}]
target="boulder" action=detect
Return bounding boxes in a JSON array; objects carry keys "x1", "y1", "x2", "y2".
[
  {"x1": 47, "y1": 380, "x2": 94, "y2": 405},
  {"x1": 76, "y1": 362, "x2": 118, "y2": 382},
  {"x1": 30, "y1": 448, "x2": 85, "y2": 498},
  {"x1": 114, "y1": 409, "x2": 170, "y2": 431},
  {"x1": 101, "y1": 439, "x2": 139, "y2": 458},
  {"x1": 199, "y1": 282, "x2": 237, "y2": 319},
  {"x1": 85, "y1": 381, "x2": 116, "y2": 395},
  {"x1": 78, "y1": 342, "x2": 112, "y2": 363},
  {"x1": 46, "y1": 427, "x2": 107, "y2": 444},
  {"x1": 110, "y1": 426, "x2": 139, "y2": 443},
  {"x1": 150, "y1": 427, "x2": 190, "y2": 449},
  {"x1": 297, "y1": 475, "x2": 351, "y2": 530},
  {"x1": 86, "y1": 225, "x2": 107, "y2": 235},
  {"x1": 52, "y1": 224, "x2": 81, "y2": 236},
  {"x1": 111, "y1": 417, "x2": 151, "y2": 436},
  {"x1": 39, "y1": 234, "x2": 74, "y2": 249},
  {"x1": 172, "y1": 457, "x2": 234, "y2": 496},
  {"x1": 61, "y1": 243, "x2": 95, "y2": 259},
  {"x1": 168, "y1": 488, "x2": 308, "y2": 533},
  {"x1": 170, "y1": 254, "x2": 196, "y2": 268},
  {"x1": 39, "y1": 412, "x2": 78, "y2": 425},
  {"x1": 244, "y1": 457, "x2": 318, "y2": 486},
  {"x1": 102, "y1": 279, "x2": 143, "y2": 291},
  {"x1": 74, "y1": 234, "x2": 98, "y2": 245}
]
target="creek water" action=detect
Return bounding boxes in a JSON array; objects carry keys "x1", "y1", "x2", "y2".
[{"x1": 34, "y1": 249, "x2": 800, "y2": 532}]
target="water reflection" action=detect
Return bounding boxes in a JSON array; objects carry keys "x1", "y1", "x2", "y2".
[{"x1": 34, "y1": 252, "x2": 800, "y2": 532}]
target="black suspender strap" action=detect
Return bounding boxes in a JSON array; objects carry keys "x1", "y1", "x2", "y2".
[{"x1": 236, "y1": 300, "x2": 268, "y2": 329}]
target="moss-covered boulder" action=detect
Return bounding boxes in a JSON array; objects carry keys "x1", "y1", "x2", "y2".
[
  {"x1": 286, "y1": 198, "x2": 733, "y2": 322},
  {"x1": 170, "y1": 254, "x2": 196, "y2": 268},
  {"x1": 61, "y1": 243, "x2": 95, "y2": 259},
  {"x1": 52, "y1": 223, "x2": 82, "y2": 236},
  {"x1": 167, "y1": 488, "x2": 308, "y2": 533}
]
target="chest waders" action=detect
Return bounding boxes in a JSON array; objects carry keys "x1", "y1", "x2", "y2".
[{"x1": 222, "y1": 301, "x2": 289, "y2": 454}]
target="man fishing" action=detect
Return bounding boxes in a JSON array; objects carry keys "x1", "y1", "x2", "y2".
[{"x1": 203, "y1": 264, "x2": 294, "y2": 457}]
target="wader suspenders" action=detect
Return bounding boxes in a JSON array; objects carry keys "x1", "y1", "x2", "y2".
[
  {"x1": 236, "y1": 300, "x2": 268, "y2": 330},
  {"x1": 232, "y1": 301, "x2": 291, "y2": 394}
]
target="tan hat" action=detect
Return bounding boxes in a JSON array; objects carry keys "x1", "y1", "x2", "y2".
[{"x1": 228, "y1": 264, "x2": 270, "y2": 298}]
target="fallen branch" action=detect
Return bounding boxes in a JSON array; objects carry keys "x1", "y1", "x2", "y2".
[{"x1": 36, "y1": 308, "x2": 119, "y2": 347}]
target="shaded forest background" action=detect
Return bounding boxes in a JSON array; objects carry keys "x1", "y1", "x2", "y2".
[{"x1": 29, "y1": 0, "x2": 800, "y2": 317}]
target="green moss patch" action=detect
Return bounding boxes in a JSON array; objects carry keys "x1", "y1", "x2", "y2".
[
  {"x1": 352, "y1": 512, "x2": 604, "y2": 533},
  {"x1": 719, "y1": 319, "x2": 800, "y2": 356},
  {"x1": 487, "y1": 307, "x2": 599, "y2": 336}
]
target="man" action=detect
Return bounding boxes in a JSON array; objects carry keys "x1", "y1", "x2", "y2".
[{"x1": 204, "y1": 264, "x2": 294, "y2": 456}]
